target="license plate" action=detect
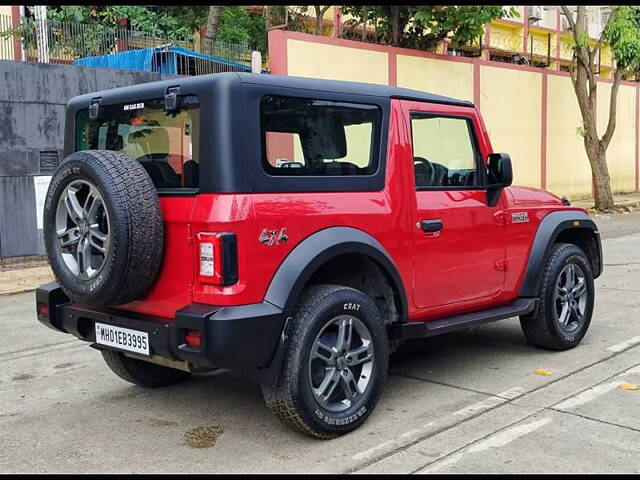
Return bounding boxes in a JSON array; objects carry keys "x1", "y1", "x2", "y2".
[{"x1": 94, "y1": 322, "x2": 150, "y2": 356}]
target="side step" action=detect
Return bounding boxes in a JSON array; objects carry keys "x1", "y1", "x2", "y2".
[{"x1": 390, "y1": 298, "x2": 537, "y2": 340}]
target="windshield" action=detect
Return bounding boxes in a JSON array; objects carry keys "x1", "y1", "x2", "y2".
[{"x1": 75, "y1": 95, "x2": 200, "y2": 190}]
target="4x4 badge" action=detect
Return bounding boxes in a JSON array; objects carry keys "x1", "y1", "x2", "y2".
[
  {"x1": 259, "y1": 228, "x2": 288, "y2": 246},
  {"x1": 512, "y1": 212, "x2": 529, "y2": 223}
]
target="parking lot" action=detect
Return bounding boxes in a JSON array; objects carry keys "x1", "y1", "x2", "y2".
[{"x1": 1, "y1": 211, "x2": 640, "y2": 474}]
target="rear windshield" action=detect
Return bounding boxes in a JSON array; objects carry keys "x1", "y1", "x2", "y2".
[{"x1": 74, "y1": 95, "x2": 200, "y2": 190}]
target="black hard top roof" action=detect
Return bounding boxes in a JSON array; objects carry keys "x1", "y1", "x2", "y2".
[
  {"x1": 69, "y1": 71, "x2": 474, "y2": 108},
  {"x1": 238, "y1": 73, "x2": 474, "y2": 107}
]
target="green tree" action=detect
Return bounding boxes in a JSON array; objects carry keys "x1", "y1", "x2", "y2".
[
  {"x1": 48, "y1": 5, "x2": 208, "y2": 38},
  {"x1": 340, "y1": 6, "x2": 516, "y2": 50},
  {"x1": 562, "y1": 6, "x2": 640, "y2": 211}
]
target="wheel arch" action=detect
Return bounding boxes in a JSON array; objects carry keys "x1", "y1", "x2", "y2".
[
  {"x1": 264, "y1": 227, "x2": 408, "y2": 324},
  {"x1": 519, "y1": 210, "x2": 602, "y2": 297}
]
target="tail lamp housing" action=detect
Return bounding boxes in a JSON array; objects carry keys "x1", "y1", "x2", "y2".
[{"x1": 196, "y1": 232, "x2": 238, "y2": 286}]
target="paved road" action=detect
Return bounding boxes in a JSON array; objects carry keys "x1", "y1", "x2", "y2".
[{"x1": 2, "y1": 211, "x2": 640, "y2": 474}]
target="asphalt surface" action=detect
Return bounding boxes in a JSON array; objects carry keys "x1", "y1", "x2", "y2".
[{"x1": 2, "y1": 210, "x2": 640, "y2": 474}]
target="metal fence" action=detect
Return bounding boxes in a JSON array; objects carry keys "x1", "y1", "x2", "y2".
[{"x1": 0, "y1": 14, "x2": 252, "y2": 73}]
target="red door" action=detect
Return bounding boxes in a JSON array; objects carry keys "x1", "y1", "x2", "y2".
[{"x1": 401, "y1": 100, "x2": 506, "y2": 311}]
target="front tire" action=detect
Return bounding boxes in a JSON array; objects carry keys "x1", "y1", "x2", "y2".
[
  {"x1": 101, "y1": 350, "x2": 191, "y2": 388},
  {"x1": 520, "y1": 243, "x2": 595, "y2": 350},
  {"x1": 262, "y1": 285, "x2": 389, "y2": 439}
]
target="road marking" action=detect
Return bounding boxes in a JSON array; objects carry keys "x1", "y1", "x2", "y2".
[
  {"x1": 421, "y1": 417, "x2": 552, "y2": 473},
  {"x1": 452, "y1": 387, "x2": 525, "y2": 417},
  {"x1": 352, "y1": 423, "x2": 434, "y2": 462},
  {"x1": 554, "y1": 381, "x2": 622, "y2": 410},
  {"x1": 607, "y1": 336, "x2": 640, "y2": 353},
  {"x1": 622, "y1": 364, "x2": 640, "y2": 375},
  {"x1": 354, "y1": 388, "x2": 525, "y2": 464}
]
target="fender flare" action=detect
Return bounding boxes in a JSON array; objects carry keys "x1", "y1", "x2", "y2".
[
  {"x1": 519, "y1": 210, "x2": 601, "y2": 297},
  {"x1": 264, "y1": 226, "x2": 408, "y2": 322}
]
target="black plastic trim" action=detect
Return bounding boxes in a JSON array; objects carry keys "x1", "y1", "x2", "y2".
[
  {"x1": 221, "y1": 233, "x2": 239, "y2": 286},
  {"x1": 519, "y1": 210, "x2": 600, "y2": 297},
  {"x1": 36, "y1": 281, "x2": 70, "y2": 332},
  {"x1": 389, "y1": 298, "x2": 536, "y2": 339},
  {"x1": 264, "y1": 226, "x2": 408, "y2": 322},
  {"x1": 34, "y1": 284, "x2": 286, "y2": 382}
]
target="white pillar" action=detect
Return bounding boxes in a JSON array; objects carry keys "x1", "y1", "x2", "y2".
[
  {"x1": 251, "y1": 50, "x2": 262, "y2": 74},
  {"x1": 33, "y1": 5, "x2": 49, "y2": 63}
]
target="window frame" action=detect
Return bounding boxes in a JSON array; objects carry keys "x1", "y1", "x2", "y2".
[
  {"x1": 409, "y1": 112, "x2": 488, "y2": 191},
  {"x1": 241, "y1": 83, "x2": 390, "y2": 194}
]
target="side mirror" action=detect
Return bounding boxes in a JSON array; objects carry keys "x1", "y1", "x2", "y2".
[{"x1": 486, "y1": 153, "x2": 513, "y2": 207}]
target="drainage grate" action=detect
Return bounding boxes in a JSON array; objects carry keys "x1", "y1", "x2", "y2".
[{"x1": 39, "y1": 150, "x2": 59, "y2": 173}]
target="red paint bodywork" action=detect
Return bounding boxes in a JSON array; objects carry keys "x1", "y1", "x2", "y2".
[{"x1": 119, "y1": 99, "x2": 587, "y2": 324}]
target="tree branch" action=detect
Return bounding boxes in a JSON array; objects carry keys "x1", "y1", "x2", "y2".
[
  {"x1": 601, "y1": 66, "x2": 622, "y2": 149},
  {"x1": 593, "y1": 7, "x2": 616, "y2": 59},
  {"x1": 568, "y1": 56, "x2": 578, "y2": 91},
  {"x1": 560, "y1": 6, "x2": 576, "y2": 32}
]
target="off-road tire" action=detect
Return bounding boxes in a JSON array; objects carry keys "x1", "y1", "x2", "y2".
[
  {"x1": 43, "y1": 150, "x2": 163, "y2": 307},
  {"x1": 262, "y1": 284, "x2": 389, "y2": 439},
  {"x1": 520, "y1": 243, "x2": 595, "y2": 350},
  {"x1": 101, "y1": 350, "x2": 191, "y2": 388}
]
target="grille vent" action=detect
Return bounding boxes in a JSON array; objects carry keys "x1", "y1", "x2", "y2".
[{"x1": 39, "y1": 151, "x2": 59, "y2": 173}]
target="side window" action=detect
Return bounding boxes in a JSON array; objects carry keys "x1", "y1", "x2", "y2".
[
  {"x1": 411, "y1": 115, "x2": 480, "y2": 189},
  {"x1": 261, "y1": 95, "x2": 381, "y2": 176}
]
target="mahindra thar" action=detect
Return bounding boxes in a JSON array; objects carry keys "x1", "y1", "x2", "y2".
[{"x1": 36, "y1": 72, "x2": 602, "y2": 438}]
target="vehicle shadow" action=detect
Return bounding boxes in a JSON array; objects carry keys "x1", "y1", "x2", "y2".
[{"x1": 92, "y1": 318, "x2": 539, "y2": 438}]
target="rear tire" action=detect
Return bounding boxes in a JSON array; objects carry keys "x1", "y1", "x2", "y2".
[
  {"x1": 43, "y1": 150, "x2": 164, "y2": 307},
  {"x1": 520, "y1": 243, "x2": 594, "y2": 350},
  {"x1": 262, "y1": 284, "x2": 389, "y2": 439},
  {"x1": 101, "y1": 350, "x2": 191, "y2": 388}
]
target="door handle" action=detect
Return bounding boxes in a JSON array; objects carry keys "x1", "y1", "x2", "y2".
[{"x1": 420, "y1": 219, "x2": 443, "y2": 233}]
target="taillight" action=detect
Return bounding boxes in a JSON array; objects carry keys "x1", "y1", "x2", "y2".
[
  {"x1": 37, "y1": 302, "x2": 49, "y2": 318},
  {"x1": 196, "y1": 232, "x2": 238, "y2": 286},
  {"x1": 184, "y1": 329, "x2": 202, "y2": 348}
]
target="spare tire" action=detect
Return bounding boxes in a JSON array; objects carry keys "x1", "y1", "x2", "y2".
[{"x1": 43, "y1": 150, "x2": 164, "y2": 307}]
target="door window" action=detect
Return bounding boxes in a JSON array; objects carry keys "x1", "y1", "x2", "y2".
[{"x1": 410, "y1": 115, "x2": 481, "y2": 189}]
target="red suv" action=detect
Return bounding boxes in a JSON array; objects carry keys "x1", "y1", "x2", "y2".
[{"x1": 36, "y1": 72, "x2": 602, "y2": 438}]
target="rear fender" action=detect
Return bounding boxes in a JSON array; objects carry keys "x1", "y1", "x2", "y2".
[{"x1": 264, "y1": 226, "x2": 408, "y2": 321}]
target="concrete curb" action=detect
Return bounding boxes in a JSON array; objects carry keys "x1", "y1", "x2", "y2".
[{"x1": 0, "y1": 266, "x2": 54, "y2": 296}]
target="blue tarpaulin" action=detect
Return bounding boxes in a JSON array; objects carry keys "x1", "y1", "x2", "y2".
[{"x1": 73, "y1": 44, "x2": 253, "y2": 74}]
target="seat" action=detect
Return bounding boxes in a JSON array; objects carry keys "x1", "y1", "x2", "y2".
[
  {"x1": 183, "y1": 160, "x2": 199, "y2": 188},
  {"x1": 138, "y1": 154, "x2": 181, "y2": 188},
  {"x1": 323, "y1": 161, "x2": 360, "y2": 175},
  {"x1": 414, "y1": 156, "x2": 434, "y2": 187}
]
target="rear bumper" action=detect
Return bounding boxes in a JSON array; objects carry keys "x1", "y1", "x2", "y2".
[{"x1": 36, "y1": 282, "x2": 288, "y2": 382}]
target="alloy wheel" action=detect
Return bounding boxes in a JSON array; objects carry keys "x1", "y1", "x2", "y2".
[
  {"x1": 308, "y1": 315, "x2": 375, "y2": 413},
  {"x1": 55, "y1": 179, "x2": 110, "y2": 280},
  {"x1": 554, "y1": 263, "x2": 588, "y2": 332}
]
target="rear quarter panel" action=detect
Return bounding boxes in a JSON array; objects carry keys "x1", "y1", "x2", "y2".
[{"x1": 118, "y1": 197, "x2": 196, "y2": 317}]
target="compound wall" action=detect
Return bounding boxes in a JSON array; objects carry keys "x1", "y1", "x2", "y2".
[
  {"x1": 269, "y1": 29, "x2": 639, "y2": 200},
  {"x1": 0, "y1": 60, "x2": 177, "y2": 258}
]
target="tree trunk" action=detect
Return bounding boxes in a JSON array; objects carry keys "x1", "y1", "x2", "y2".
[
  {"x1": 391, "y1": 6, "x2": 399, "y2": 46},
  {"x1": 314, "y1": 6, "x2": 322, "y2": 35},
  {"x1": 585, "y1": 138, "x2": 615, "y2": 211},
  {"x1": 561, "y1": 5, "x2": 617, "y2": 212},
  {"x1": 313, "y1": 6, "x2": 331, "y2": 36},
  {"x1": 204, "y1": 6, "x2": 222, "y2": 53},
  {"x1": 362, "y1": 10, "x2": 367, "y2": 42}
]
